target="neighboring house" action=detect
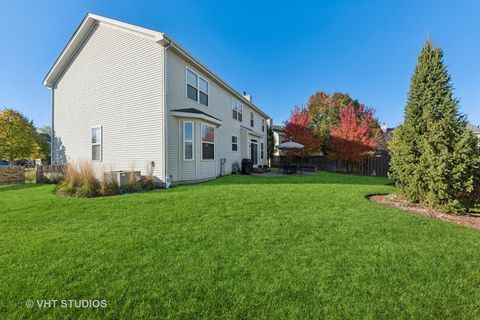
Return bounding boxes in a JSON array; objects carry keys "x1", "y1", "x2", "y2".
[
  {"x1": 468, "y1": 124, "x2": 480, "y2": 143},
  {"x1": 271, "y1": 125, "x2": 285, "y2": 156},
  {"x1": 43, "y1": 13, "x2": 269, "y2": 186}
]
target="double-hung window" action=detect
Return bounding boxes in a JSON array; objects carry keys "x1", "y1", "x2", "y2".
[
  {"x1": 262, "y1": 119, "x2": 265, "y2": 132},
  {"x1": 199, "y1": 78, "x2": 208, "y2": 106},
  {"x1": 250, "y1": 112, "x2": 254, "y2": 127},
  {"x1": 187, "y1": 68, "x2": 208, "y2": 106},
  {"x1": 201, "y1": 124, "x2": 215, "y2": 160},
  {"x1": 183, "y1": 121, "x2": 194, "y2": 160},
  {"x1": 232, "y1": 135, "x2": 238, "y2": 152},
  {"x1": 261, "y1": 142, "x2": 264, "y2": 159},
  {"x1": 91, "y1": 126, "x2": 102, "y2": 161},
  {"x1": 232, "y1": 99, "x2": 243, "y2": 122}
]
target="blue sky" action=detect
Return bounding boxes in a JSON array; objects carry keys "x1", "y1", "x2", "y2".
[{"x1": 1, "y1": 0, "x2": 479, "y2": 128}]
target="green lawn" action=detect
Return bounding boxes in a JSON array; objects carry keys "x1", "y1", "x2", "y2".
[{"x1": 1, "y1": 172, "x2": 480, "y2": 319}]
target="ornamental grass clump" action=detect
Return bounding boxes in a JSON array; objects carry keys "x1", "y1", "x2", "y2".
[
  {"x1": 143, "y1": 162, "x2": 155, "y2": 191},
  {"x1": 56, "y1": 161, "x2": 156, "y2": 197},
  {"x1": 75, "y1": 161, "x2": 101, "y2": 197},
  {"x1": 100, "y1": 170, "x2": 121, "y2": 197},
  {"x1": 56, "y1": 161, "x2": 101, "y2": 197}
]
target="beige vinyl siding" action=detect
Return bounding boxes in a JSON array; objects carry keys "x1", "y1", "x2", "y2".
[
  {"x1": 53, "y1": 22, "x2": 165, "y2": 180},
  {"x1": 166, "y1": 50, "x2": 267, "y2": 183}
]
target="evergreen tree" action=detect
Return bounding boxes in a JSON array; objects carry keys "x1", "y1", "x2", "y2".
[
  {"x1": 390, "y1": 40, "x2": 480, "y2": 214},
  {"x1": 266, "y1": 124, "x2": 275, "y2": 164}
]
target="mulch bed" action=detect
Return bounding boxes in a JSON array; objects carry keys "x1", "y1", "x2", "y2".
[{"x1": 369, "y1": 194, "x2": 480, "y2": 229}]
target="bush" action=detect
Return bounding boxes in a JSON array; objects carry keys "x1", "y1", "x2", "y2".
[
  {"x1": 25, "y1": 170, "x2": 36, "y2": 183},
  {"x1": 101, "y1": 173, "x2": 121, "y2": 196},
  {"x1": 43, "y1": 172, "x2": 63, "y2": 184},
  {"x1": 143, "y1": 162, "x2": 155, "y2": 191},
  {"x1": 55, "y1": 161, "x2": 156, "y2": 198},
  {"x1": 56, "y1": 161, "x2": 101, "y2": 197}
]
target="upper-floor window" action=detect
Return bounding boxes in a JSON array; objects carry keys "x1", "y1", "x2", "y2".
[
  {"x1": 187, "y1": 68, "x2": 208, "y2": 106},
  {"x1": 183, "y1": 121, "x2": 194, "y2": 160},
  {"x1": 91, "y1": 126, "x2": 102, "y2": 161},
  {"x1": 232, "y1": 99, "x2": 243, "y2": 122},
  {"x1": 201, "y1": 123, "x2": 215, "y2": 160},
  {"x1": 262, "y1": 119, "x2": 265, "y2": 132},
  {"x1": 250, "y1": 112, "x2": 254, "y2": 127}
]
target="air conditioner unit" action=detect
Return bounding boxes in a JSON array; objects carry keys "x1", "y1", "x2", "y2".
[{"x1": 104, "y1": 171, "x2": 141, "y2": 187}]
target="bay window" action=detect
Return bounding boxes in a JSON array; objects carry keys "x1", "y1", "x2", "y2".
[
  {"x1": 183, "y1": 121, "x2": 194, "y2": 160},
  {"x1": 201, "y1": 123, "x2": 215, "y2": 160}
]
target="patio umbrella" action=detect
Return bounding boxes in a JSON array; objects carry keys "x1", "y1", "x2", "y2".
[
  {"x1": 276, "y1": 141, "x2": 305, "y2": 173},
  {"x1": 276, "y1": 141, "x2": 304, "y2": 150}
]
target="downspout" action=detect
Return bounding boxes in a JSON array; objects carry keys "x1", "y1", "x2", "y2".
[
  {"x1": 51, "y1": 86, "x2": 55, "y2": 164},
  {"x1": 163, "y1": 40, "x2": 173, "y2": 187}
]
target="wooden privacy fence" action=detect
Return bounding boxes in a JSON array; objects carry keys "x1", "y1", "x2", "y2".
[
  {"x1": 272, "y1": 155, "x2": 391, "y2": 177},
  {"x1": 0, "y1": 167, "x2": 25, "y2": 185}
]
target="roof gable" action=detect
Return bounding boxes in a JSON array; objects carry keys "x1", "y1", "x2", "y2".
[{"x1": 43, "y1": 13, "x2": 269, "y2": 119}]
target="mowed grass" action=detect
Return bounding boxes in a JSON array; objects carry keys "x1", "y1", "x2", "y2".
[{"x1": 1, "y1": 172, "x2": 480, "y2": 319}]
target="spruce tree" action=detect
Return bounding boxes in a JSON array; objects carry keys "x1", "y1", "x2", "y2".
[{"x1": 390, "y1": 40, "x2": 480, "y2": 214}]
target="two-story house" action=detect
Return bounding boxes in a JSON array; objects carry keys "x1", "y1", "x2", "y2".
[{"x1": 43, "y1": 13, "x2": 269, "y2": 186}]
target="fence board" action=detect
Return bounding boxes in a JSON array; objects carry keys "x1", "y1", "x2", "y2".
[
  {"x1": 272, "y1": 155, "x2": 391, "y2": 177},
  {"x1": 0, "y1": 167, "x2": 25, "y2": 185}
]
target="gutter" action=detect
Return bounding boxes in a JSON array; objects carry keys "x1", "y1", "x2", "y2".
[{"x1": 156, "y1": 34, "x2": 270, "y2": 120}]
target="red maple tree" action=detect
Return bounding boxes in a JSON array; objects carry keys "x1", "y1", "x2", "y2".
[
  {"x1": 283, "y1": 106, "x2": 321, "y2": 157},
  {"x1": 328, "y1": 103, "x2": 377, "y2": 161}
]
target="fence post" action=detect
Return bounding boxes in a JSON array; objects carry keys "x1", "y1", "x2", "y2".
[{"x1": 35, "y1": 165, "x2": 43, "y2": 183}]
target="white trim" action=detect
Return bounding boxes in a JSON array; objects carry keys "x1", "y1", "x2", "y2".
[
  {"x1": 185, "y1": 67, "x2": 209, "y2": 107},
  {"x1": 231, "y1": 98, "x2": 243, "y2": 122},
  {"x1": 250, "y1": 111, "x2": 254, "y2": 128},
  {"x1": 183, "y1": 121, "x2": 194, "y2": 161},
  {"x1": 231, "y1": 135, "x2": 238, "y2": 152},
  {"x1": 200, "y1": 123, "x2": 215, "y2": 161},
  {"x1": 171, "y1": 111, "x2": 222, "y2": 126},
  {"x1": 250, "y1": 138, "x2": 259, "y2": 166},
  {"x1": 90, "y1": 125, "x2": 102, "y2": 162}
]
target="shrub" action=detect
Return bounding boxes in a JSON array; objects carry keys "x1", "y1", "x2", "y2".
[
  {"x1": 101, "y1": 172, "x2": 121, "y2": 196},
  {"x1": 55, "y1": 161, "x2": 155, "y2": 198},
  {"x1": 43, "y1": 172, "x2": 63, "y2": 184},
  {"x1": 124, "y1": 163, "x2": 140, "y2": 193},
  {"x1": 78, "y1": 161, "x2": 100, "y2": 195},
  {"x1": 56, "y1": 161, "x2": 100, "y2": 197},
  {"x1": 25, "y1": 170, "x2": 36, "y2": 183},
  {"x1": 143, "y1": 162, "x2": 155, "y2": 191}
]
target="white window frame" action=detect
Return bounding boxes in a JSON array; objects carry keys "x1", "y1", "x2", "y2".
[
  {"x1": 232, "y1": 98, "x2": 243, "y2": 122},
  {"x1": 183, "y1": 121, "x2": 194, "y2": 161},
  {"x1": 232, "y1": 135, "x2": 238, "y2": 152},
  {"x1": 186, "y1": 67, "x2": 209, "y2": 106},
  {"x1": 201, "y1": 123, "x2": 215, "y2": 161},
  {"x1": 250, "y1": 112, "x2": 254, "y2": 127},
  {"x1": 91, "y1": 125, "x2": 102, "y2": 162},
  {"x1": 262, "y1": 119, "x2": 265, "y2": 132},
  {"x1": 261, "y1": 142, "x2": 264, "y2": 159}
]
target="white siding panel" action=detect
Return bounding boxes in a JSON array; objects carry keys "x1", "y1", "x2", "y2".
[
  {"x1": 166, "y1": 51, "x2": 268, "y2": 183},
  {"x1": 53, "y1": 23, "x2": 165, "y2": 180}
]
